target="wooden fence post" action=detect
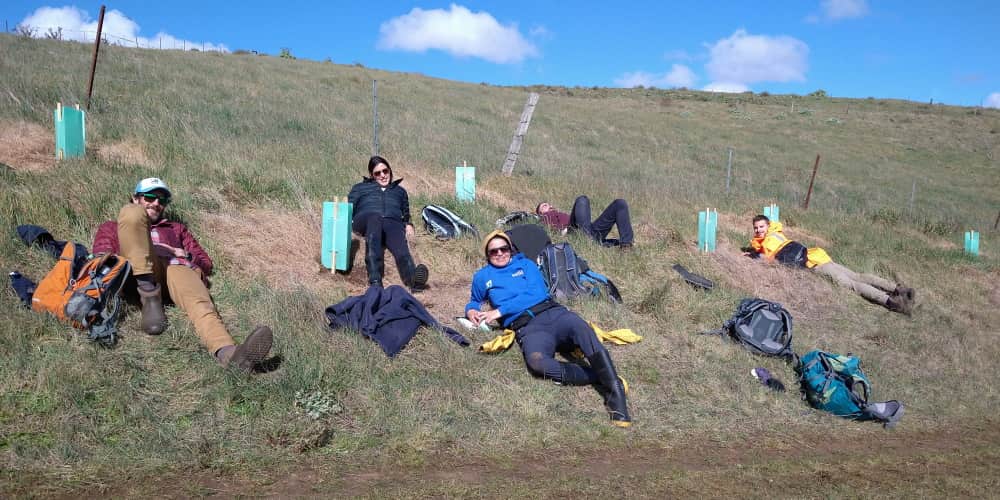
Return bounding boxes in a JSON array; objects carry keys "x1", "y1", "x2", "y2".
[
  {"x1": 802, "y1": 154, "x2": 821, "y2": 209},
  {"x1": 85, "y1": 5, "x2": 106, "y2": 111},
  {"x1": 501, "y1": 92, "x2": 539, "y2": 176},
  {"x1": 725, "y1": 148, "x2": 733, "y2": 194}
]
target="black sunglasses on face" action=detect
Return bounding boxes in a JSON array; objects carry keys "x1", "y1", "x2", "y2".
[
  {"x1": 488, "y1": 245, "x2": 511, "y2": 256},
  {"x1": 372, "y1": 168, "x2": 391, "y2": 177},
  {"x1": 140, "y1": 193, "x2": 170, "y2": 205}
]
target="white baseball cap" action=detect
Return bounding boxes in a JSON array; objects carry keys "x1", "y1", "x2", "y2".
[{"x1": 134, "y1": 177, "x2": 172, "y2": 198}]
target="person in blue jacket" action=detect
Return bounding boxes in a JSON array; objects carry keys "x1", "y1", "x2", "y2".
[
  {"x1": 348, "y1": 156, "x2": 428, "y2": 290},
  {"x1": 465, "y1": 230, "x2": 631, "y2": 427}
]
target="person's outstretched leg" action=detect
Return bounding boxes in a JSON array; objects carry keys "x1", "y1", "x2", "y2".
[
  {"x1": 570, "y1": 195, "x2": 597, "y2": 241},
  {"x1": 854, "y1": 272, "x2": 899, "y2": 293},
  {"x1": 166, "y1": 265, "x2": 273, "y2": 370},
  {"x1": 165, "y1": 265, "x2": 234, "y2": 354},
  {"x1": 353, "y1": 214, "x2": 386, "y2": 286},
  {"x1": 815, "y1": 262, "x2": 910, "y2": 314},
  {"x1": 558, "y1": 309, "x2": 631, "y2": 427},
  {"x1": 591, "y1": 199, "x2": 634, "y2": 245},
  {"x1": 383, "y1": 219, "x2": 428, "y2": 289}
]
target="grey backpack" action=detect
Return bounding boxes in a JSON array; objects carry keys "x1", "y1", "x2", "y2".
[{"x1": 703, "y1": 298, "x2": 795, "y2": 361}]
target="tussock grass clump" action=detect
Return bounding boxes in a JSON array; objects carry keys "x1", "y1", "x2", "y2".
[{"x1": 1, "y1": 34, "x2": 999, "y2": 493}]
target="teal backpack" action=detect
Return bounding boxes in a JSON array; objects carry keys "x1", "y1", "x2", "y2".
[{"x1": 795, "y1": 350, "x2": 904, "y2": 428}]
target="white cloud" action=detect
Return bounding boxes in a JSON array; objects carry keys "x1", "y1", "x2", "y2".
[
  {"x1": 377, "y1": 4, "x2": 538, "y2": 64},
  {"x1": 614, "y1": 64, "x2": 696, "y2": 89},
  {"x1": 985, "y1": 92, "x2": 1000, "y2": 109},
  {"x1": 821, "y1": 0, "x2": 869, "y2": 20},
  {"x1": 528, "y1": 25, "x2": 550, "y2": 39},
  {"x1": 703, "y1": 82, "x2": 750, "y2": 93},
  {"x1": 704, "y1": 29, "x2": 808, "y2": 89},
  {"x1": 664, "y1": 49, "x2": 693, "y2": 62},
  {"x1": 17, "y1": 6, "x2": 227, "y2": 51},
  {"x1": 614, "y1": 71, "x2": 657, "y2": 88}
]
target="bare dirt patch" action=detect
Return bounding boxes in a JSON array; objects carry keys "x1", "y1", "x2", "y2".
[
  {"x1": 58, "y1": 420, "x2": 1000, "y2": 498},
  {"x1": 0, "y1": 120, "x2": 54, "y2": 172}
]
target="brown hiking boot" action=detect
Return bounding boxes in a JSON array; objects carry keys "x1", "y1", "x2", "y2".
[
  {"x1": 137, "y1": 282, "x2": 167, "y2": 335},
  {"x1": 894, "y1": 286, "x2": 915, "y2": 303},
  {"x1": 885, "y1": 295, "x2": 912, "y2": 316},
  {"x1": 225, "y1": 326, "x2": 273, "y2": 373}
]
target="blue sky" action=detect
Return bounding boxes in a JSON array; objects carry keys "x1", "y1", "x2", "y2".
[{"x1": 4, "y1": 1, "x2": 998, "y2": 107}]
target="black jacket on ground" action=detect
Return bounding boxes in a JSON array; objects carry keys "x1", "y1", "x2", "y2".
[
  {"x1": 325, "y1": 285, "x2": 469, "y2": 357},
  {"x1": 348, "y1": 178, "x2": 411, "y2": 225}
]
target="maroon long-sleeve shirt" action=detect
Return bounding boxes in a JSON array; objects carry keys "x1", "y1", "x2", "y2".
[
  {"x1": 92, "y1": 218, "x2": 213, "y2": 276},
  {"x1": 539, "y1": 210, "x2": 571, "y2": 231}
]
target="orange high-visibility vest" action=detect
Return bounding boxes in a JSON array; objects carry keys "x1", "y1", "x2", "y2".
[{"x1": 750, "y1": 222, "x2": 831, "y2": 268}]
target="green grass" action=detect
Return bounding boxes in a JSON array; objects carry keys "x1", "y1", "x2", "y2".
[{"x1": 1, "y1": 34, "x2": 999, "y2": 496}]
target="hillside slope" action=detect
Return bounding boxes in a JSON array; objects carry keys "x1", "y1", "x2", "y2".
[{"x1": 1, "y1": 34, "x2": 998, "y2": 495}]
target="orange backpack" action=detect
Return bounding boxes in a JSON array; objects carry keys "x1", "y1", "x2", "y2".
[{"x1": 31, "y1": 243, "x2": 132, "y2": 346}]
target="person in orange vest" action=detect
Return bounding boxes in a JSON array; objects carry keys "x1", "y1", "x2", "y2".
[{"x1": 743, "y1": 215, "x2": 914, "y2": 315}]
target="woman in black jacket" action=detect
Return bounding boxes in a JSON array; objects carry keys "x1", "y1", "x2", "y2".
[{"x1": 348, "y1": 156, "x2": 428, "y2": 290}]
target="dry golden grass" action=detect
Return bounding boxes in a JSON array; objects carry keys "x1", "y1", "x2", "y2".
[
  {"x1": 0, "y1": 120, "x2": 53, "y2": 171},
  {"x1": 199, "y1": 202, "x2": 483, "y2": 331},
  {"x1": 95, "y1": 139, "x2": 153, "y2": 167},
  {"x1": 708, "y1": 239, "x2": 849, "y2": 325}
]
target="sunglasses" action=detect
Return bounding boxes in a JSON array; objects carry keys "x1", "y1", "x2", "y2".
[
  {"x1": 488, "y1": 245, "x2": 511, "y2": 257},
  {"x1": 139, "y1": 192, "x2": 170, "y2": 205},
  {"x1": 372, "y1": 168, "x2": 391, "y2": 177}
]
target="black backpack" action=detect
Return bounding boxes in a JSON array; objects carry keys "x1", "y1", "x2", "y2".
[
  {"x1": 539, "y1": 242, "x2": 622, "y2": 303},
  {"x1": 505, "y1": 223, "x2": 551, "y2": 261},
  {"x1": 703, "y1": 298, "x2": 795, "y2": 360},
  {"x1": 421, "y1": 205, "x2": 479, "y2": 240}
]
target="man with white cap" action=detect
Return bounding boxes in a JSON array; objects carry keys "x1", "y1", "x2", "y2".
[{"x1": 92, "y1": 177, "x2": 273, "y2": 372}]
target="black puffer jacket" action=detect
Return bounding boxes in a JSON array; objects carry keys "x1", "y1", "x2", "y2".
[{"x1": 348, "y1": 178, "x2": 411, "y2": 224}]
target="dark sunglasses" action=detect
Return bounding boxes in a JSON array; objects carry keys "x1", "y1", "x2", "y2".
[
  {"x1": 488, "y1": 245, "x2": 511, "y2": 256},
  {"x1": 140, "y1": 192, "x2": 170, "y2": 205},
  {"x1": 372, "y1": 168, "x2": 391, "y2": 177}
]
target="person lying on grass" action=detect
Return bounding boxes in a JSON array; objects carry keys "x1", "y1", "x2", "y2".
[
  {"x1": 348, "y1": 155, "x2": 429, "y2": 291},
  {"x1": 465, "y1": 230, "x2": 632, "y2": 427},
  {"x1": 536, "y1": 195, "x2": 634, "y2": 249},
  {"x1": 92, "y1": 177, "x2": 274, "y2": 372},
  {"x1": 742, "y1": 214, "x2": 915, "y2": 315}
]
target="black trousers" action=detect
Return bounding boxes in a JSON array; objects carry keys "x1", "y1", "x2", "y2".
[
  {"x1": 353, "y1": 214, "x2": 415, "y2": 285},
  {"x1": 570, "y1": 195, "x2": 634, "y2": 245}
]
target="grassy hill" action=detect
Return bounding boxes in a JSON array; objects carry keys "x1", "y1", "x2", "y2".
[{"x1": 1, "y1": 34, "x2": 999, "y2": 496}]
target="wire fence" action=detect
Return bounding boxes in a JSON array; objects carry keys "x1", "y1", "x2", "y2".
[{"x1": 4, "y1": 20, "x2": 227, "y2": 52}]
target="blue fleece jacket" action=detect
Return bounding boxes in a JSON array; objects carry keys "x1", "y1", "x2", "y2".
[{"x1": 465, "y1": 253, "x2": 550, "y2": 327}]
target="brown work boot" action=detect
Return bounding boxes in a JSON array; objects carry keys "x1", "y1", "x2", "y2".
[
  {"x1": 137, "y1": 282, "x2": 167, "y2": 335},
  {"x1": 894, "y1": 286, "x2": 915, "y2": 303},
  {"x1": 224, "y1": 326, "x2": 273, "y2": 373},
  {"x1": 885, "y1": 295, "x2": 912, "y2": 316}
]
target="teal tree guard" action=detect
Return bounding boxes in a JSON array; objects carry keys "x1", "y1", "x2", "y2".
[
  {"x1": 322, "y1": 199, "x2": 354, "y2": 271},
  {"x1": 456, "y1": 161, "x2": 476, "y2": 202},
  {"x1": 54, "y1": 103, "x2": 86, "y2": 159},
  {"x1": 964, "y1": 230, "x2": 980, "y2": 256},
  {"x1": 763, "y1": 203, "x2": 780, "y2": 222},
  {"x1": 698, "y1": 209, "x2": 718, "y2": 252}
]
